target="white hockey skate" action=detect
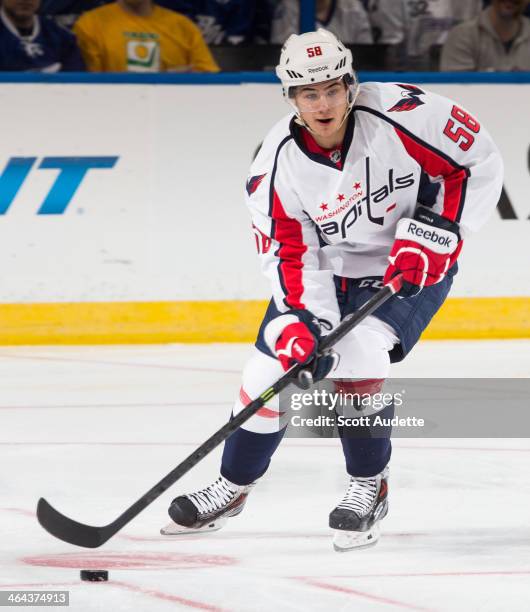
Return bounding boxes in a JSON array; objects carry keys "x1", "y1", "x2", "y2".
[
  {"x1": 161, "y1": 476, "x2": 255, "y2": 536},
  {"x1": 329, "y1": 467, "x2": 389, "y2": 552}
]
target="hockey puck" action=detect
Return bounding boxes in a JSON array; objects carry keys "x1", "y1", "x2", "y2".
[{"x1": 80, "y1": 570, "x2": 109, "y2": 582}]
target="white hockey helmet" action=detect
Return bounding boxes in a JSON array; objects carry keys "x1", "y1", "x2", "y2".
[{"x1": 276, "y1": 28, "x2": 359, "y2": 117}]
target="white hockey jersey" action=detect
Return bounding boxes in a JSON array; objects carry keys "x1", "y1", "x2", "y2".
[{"x1": 245, "y1": 81, "x2": 503, "y2": 327}]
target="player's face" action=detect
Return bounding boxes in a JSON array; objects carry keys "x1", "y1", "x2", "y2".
[
  {"x1": 2, "y1": 0, "x2": 39, "y2": 19},
  {"x1": 492, "y1": 0, "x2": 527, "y2": 17},
  {"x1": 294, "y1": 79, "x2": 349, "y2": 140}
]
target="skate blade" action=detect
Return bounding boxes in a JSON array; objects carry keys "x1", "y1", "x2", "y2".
[
  {"x1": 160, "y1": 516, "x2": 228, "y2": 536},
  {"x1": 332, "y1": 523, "x2": 380, "y2": 552}
]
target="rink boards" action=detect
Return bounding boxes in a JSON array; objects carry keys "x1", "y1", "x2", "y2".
[{"x1": 0, "y1": 73, "x2": 528, "y2": 342}]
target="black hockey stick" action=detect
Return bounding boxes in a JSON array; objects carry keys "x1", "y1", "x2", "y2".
[{"x1": 37, "y1": 274, "x2": 403, "y2": 548}]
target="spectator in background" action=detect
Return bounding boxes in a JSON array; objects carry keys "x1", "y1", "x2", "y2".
[
  {"x1": 483, "y1": 0, "x2": 530, "y2": 17},
  {"x1": 441, "y1": 0, "x2": 530, "y2": 70},
  {"x1": 0, "y1": 0, "x2": 85, "y2": 70},
  {"x1": 73, "y1": 0, "x2": 219, "y2": 72},
  {"x1": 365, "y1": 0, "x2": 482, "y2": 69},
  {"x1": 157, "y1": 0, "x2": 259, "y2": 45},
  {"x1": 38, "y1": 0, "x2": 108, "y2": 30},
  {"x1": 271, "y1": 0, "x2": 373, "y2": 45}
]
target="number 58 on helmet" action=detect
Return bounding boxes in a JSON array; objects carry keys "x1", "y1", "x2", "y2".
[{"x1": 275, "y1": 28, "x2": 360, "y2": 119}]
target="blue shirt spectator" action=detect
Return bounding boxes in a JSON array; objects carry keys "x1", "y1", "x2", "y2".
[
  {"x1": 39, "y1": 0, "x2": 108, "y2": 29},
  {"x1": 0, "y1": 0, "x2": 85, "y2": 71},
  {"x1": 157, "y1": 0, "x2": 259, "y2": 44}
]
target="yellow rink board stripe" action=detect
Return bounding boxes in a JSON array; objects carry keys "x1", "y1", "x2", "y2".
[{"x1": 0, "y1": 297, "x2": 529, "y2": 344}]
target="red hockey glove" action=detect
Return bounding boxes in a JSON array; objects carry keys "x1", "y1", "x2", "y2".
[
  {"x1": 384, "y1": 207, "x2": 461, "y2": 297},
  {"x1": 275, "y1": 320, "x2": 316, "y2": 370},
  {"x1": 264, "y1": 309, "x2": 337, "y2": 382}
]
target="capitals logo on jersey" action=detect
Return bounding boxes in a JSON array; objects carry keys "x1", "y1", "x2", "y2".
[
  {"x1": 388, "y1": 84, "x2": 426, "y2": 113},
  {"x1": 317, "y1": 158, "x2": 415, "y2": 239},
  {"x1": 246, "y1": 173, "x2": 267, "y2": 196}
]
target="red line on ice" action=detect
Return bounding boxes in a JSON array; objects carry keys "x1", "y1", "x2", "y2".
[
  {"x1": 0, "y1": 401, "x2": 230, "y2": 410},
  {"x1": 2, "y1": 507, "x2": 34, "y2": 517},
  {"x1": 395, "y1": 445, "x2": 530, "y2": 453},
  {"x1": 0, "y1": 580, "x2": 226, "y2": 611},
  {"x1": 2, "y1": 441, "x2": 529, "y2": 453},
  {"x1": 22, "y1": 551, "x2": 236, "y2": 571},
  {"x1": 110, "y1": 580, "x2": 227, "y2": 611},
  {"x1": 0, "y1": 352, "x2": 239, "y2": 375},
  {"x1": 331, "y1": 570, "x2": 530, "y2": 578},
  {"x1": 0, "y1": 582, "x2": 78, "y2": 589},
  {"x1": 297, "y1": 577, "x2": 433, "y2": 611}
]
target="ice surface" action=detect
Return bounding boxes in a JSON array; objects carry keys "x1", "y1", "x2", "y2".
[{"x1": 1, "y1": 341, "x2": 529, "y2": 611}]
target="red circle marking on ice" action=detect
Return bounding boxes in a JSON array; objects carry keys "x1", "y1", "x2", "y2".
[{"x1": 21, "y1": 552, "x2": 236, "y2": 570}]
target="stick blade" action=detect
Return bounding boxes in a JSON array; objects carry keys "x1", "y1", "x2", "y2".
[{"x1": 37, "y1": 498, "x2": 112, "y2": 548}]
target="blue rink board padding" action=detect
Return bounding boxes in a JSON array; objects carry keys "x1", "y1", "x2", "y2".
[{"x1": 0, "y1": 72, "x2": 529, "y2": 85}]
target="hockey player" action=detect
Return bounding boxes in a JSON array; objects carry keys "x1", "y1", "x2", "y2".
[{"x1": 162, "y1": 29, "x2": 503, "y2": 550}]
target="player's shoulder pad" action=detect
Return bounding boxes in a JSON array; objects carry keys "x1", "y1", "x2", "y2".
[
  {"x1": 246, "y1": 114, "x2": 294, "y2": 199},
  {"x1": 354, "y1": 81, "x2": 442, "y2": 126},
  {"x1": 248, "y1": 113, "x2": 294, "y2": 178},
  {"x1": 254, "y1": 114, "x2": 294, "y2": 163}
]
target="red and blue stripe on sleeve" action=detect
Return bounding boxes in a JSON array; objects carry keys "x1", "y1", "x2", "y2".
[{"x1": 394, "y1": 126, "x2": 469, "y2": 223}]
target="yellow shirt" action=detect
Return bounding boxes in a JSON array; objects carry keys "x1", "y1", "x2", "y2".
[{"x1": 73, "y1": 3, "x2": 219, "y2": 73}]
